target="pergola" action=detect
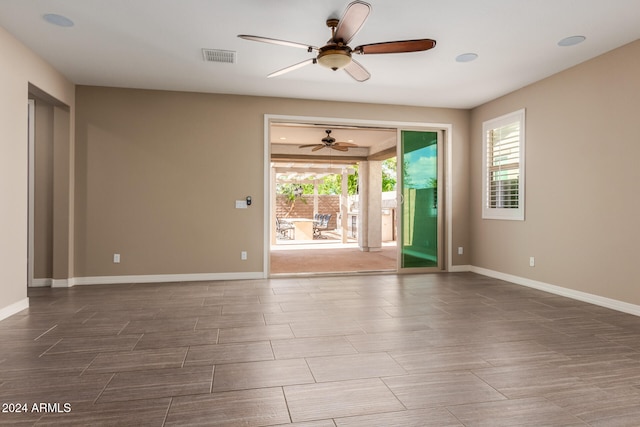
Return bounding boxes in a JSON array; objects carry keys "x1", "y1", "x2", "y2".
[{"x1": 272, "y1": 163, "x2": 356, "y2": 244}]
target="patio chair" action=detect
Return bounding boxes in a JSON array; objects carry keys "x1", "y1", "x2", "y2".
[
  {"x1": 313, "y1": 214, "x2": 331, "y2": 239},
  {"x1": 312, "y1": 213, "x2": 323, "y2": 229},
  {"x1": 276, "y1": 217, "x2": 294, "y2": 240}
]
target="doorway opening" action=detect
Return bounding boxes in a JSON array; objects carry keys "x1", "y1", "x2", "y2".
[
  {"x1": 270, "y1": 122, "x2": 397, "y2": 275},
  {"x1": 27, "y1": 84, "x2": 72, "y2": 288},
  {"x1": 265, "y1": 116, "x2": 451, "y2": 276}
]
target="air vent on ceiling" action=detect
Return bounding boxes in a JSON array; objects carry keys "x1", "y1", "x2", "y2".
[{"x1": 202, "y1": 48, "x2": 236, "y2": 64}]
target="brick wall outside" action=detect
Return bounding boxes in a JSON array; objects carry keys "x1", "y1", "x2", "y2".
[{"x1": 276, "y1": 194, "x2": 340, "y2": 230}]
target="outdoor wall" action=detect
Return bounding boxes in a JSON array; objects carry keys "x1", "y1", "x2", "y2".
[
  {"x1": 0, "y1": 26, "x2": 74, "y2": 319},
  {"x1": 470, "y1": 39, "x2": 640, "y2": 306},
  {"x1": 75, "y1": 86, "x2": 471, "y2": 279},
  {"x1": 276, "y1": 194, "x2": 340, "y2": 230}
]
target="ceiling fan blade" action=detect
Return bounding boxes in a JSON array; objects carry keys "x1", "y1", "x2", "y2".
[
  {"x1": 311, "y1": 145, "x2": 326, "y2": 152},
  {"x1": 268, "y1": 58, "x2": 316, "y2": 78},
  {"x1": 334, "y1": 142, "x2": 359, "y2": 147},
  {"x1": 343, "y1": 59, "x2": 370, "y2": 82},
  {"x1": 330, "y1": 145, "x2": 350, "y2": 152},
  {"x1": 299, "y1": 144, "x2": 321, "y2": 149},
  {"x1": 238, "y1": 35, "x2": 318, "y2": 51},
  {"x1": 354, "y1": 39, "x2": 436, "y2": 55},
  {"x1": 334, "y1": 1, "x2": 371, "y2": 44}
]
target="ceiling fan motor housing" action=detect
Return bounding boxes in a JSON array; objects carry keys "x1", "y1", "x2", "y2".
[
  {"x1": 322, "y1": 130, "x2": 336, "y2": 145},
  {"x1": 317, "y1": 45, "x2": 352, "y2": 70}
]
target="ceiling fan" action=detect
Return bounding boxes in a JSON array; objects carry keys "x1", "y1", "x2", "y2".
[
  {"x1": 299, "y1": 130, "x2": 358, "y2": 152},
  {"x1": 238, "y1": 1, "x2": 436, "y2": 82}
]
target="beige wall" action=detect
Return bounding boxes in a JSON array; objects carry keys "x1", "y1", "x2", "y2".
[
  {"x1": 74, "y1": 86, "x2": 471, "y2": 277},
  {"x1": 470, "y1": 39, "x2": 640, "y2": 305},
  {"x1": 0, "y1": 26, "x2": 74, "y2": 315},
  {"x1": 34, "y1": 100, "x2": 54, "y2": 279},
  {"x1": 3, "y1": 18, "x2": 639, "y2": 318}
]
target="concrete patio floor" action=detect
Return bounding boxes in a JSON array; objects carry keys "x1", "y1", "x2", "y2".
[{"x1": 270, "y1": 240, "x2": 397, "y2": 275}]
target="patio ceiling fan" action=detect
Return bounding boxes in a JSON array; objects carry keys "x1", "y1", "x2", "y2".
[
  {"x1": 299, "y1": 130, "x2": 358, "y2": 152},
  {"x1": 238, "y1": 1, "x2": 436, "y2": 82}
]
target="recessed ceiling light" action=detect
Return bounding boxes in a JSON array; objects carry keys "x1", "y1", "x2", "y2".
[
  {"x1": 43, "y1": 13, "x2": 74, "y2": 27},
  {"x1": 558, "y1": 35, "x2": 585, "y2": 47},
  {"x1": 279, "y1": 137, "x2": 287, "y2": 140},
  {"x1": 455, "y1": 53, "x2": 478, "y2": 63}
]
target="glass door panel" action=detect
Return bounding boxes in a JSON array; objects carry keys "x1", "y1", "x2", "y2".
[{"x1": 400, "y1": 130, "x2": 440, "y2": 269}]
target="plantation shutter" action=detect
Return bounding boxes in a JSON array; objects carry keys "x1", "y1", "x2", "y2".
[
  {"x1": 487, "y1": 121, "x2": 520, "y2": 209},
  {"x1": 482, "y1": 108, "x2": 525, "y2": 220}
]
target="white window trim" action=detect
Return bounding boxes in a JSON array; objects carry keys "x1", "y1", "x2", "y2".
[{"x1": 482, "y1": 108, "x2": 525, "y2": 220}]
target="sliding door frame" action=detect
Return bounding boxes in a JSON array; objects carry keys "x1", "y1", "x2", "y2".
[
  {"x1": 397, "y1": 128, "x2": 445, "y2": 273},
  {"x1": 263, "y1": 114, "x2": 453, "y2": 276}
]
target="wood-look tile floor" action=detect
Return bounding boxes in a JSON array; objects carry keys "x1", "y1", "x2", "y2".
[{"x1": 2, "y1": 273, "x2": 640, "y2": 426}]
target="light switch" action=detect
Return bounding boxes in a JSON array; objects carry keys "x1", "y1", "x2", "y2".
[{"x1": 235, "y1": 200, "x2": 248, "y2": 209}]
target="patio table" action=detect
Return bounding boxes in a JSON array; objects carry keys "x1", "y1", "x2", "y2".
[{"x1": 286, "y1": 218, "x2": 314, "y2": 240}]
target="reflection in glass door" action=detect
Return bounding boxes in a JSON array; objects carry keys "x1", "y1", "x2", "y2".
[{"x1": 399, "y1": 130, "x2": 441, "y2": 269}]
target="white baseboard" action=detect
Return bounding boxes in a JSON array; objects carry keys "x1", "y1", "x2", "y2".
[
  {"x1": 31, "y1": 278, "x2": 53, "y2": 287},
  {"x1": 30, "y1": 278, "x2": 69, "y2": 288},
  {"x1": 0, "y1": 298, "x2": 29, "y2": 321},
  {"x1": 52, "y1": 278, "x2": 74, "y2": 288},
  {"x1": 449, "y1": 264, "x2": 471, "y2": 273},
  {"x1": 471, "y1": 266, "x2": 640, "y2": 317},
  {"x1": 71, "y1": 272, "x2": 266, "y2": 286}
]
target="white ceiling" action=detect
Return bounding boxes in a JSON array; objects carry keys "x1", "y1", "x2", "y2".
[{"x1": 2, "y1": 1, "x2": 640, "y2": 110}]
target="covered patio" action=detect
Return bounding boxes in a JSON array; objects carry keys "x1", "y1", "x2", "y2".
[{"x1": 271, "y1": 240, "x2": 397, "y2": 275}]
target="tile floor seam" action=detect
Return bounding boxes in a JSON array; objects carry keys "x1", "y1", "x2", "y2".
[
  {"x1": 132, "y1": 332, "x2": 145, "y2": 351},
  {"x1": 442, "y1": 404, "x2": 467, "y2": 427},
  {"x1": 116, "y1": 320, "x2": 131, "y2": 336},
  {"x1": 80, "y1": 311, "x2": 98, "y2": 325},
  {"x1": 303, "y1": 356, "x2": 319, "y2": 384},
  {"x1": 378, "y1": 375, "x2": 409, "y2": 412},
  {"x1": 38, "y1": 337, "x2": 62, "y2": 357},
  {"x1": 34, "y1": 324, "x2": 57, "y2": 341},
  {"x1": 279, "y1": 386, "x2": 294, "y2": 424},
  {"x1": 209, "y1": 364, "x2": 215, "y2": 394},
  {"x1": 268, "y1": 338, "x2": 277, "y2": 361},
  {"x1": 92, "y1": 372, "x2": 116, "y2": 405},
  {"x1": 78, "y1": 353, "x2": 100, "y2": 377},
  {"x1": 180, "y1": 346, "x2": 189, "y2": 369},
  {"x1": 161, "y1": 396, "x2": 173, "y2": 426}
]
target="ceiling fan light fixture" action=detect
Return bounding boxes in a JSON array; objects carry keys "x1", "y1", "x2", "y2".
[{"x1": 317, "y1": 48, "x2": 352, "y2": 70}]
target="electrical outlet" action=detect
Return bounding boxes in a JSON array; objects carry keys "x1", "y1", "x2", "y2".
[
  {"x1": 241, "y1": 251, "x2": 247, "y2": 260},
  {"x1": 529, "y1": 256, "x2": 535, "y2": 267},
  {"x1": 458, "y1": 247, "x2": 464, "y2": 255},
  {"x1": 113, "y1": 253, "x2": 121, "y2": 264}
]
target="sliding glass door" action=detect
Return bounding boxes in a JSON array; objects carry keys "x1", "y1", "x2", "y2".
[{"x1": 399, "y1": 130, "x2": 442, "y2": 271}]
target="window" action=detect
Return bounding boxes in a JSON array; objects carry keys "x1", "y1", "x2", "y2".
[{"x1": 482, "y1": 109, "x2": 525, "y2": 220}]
